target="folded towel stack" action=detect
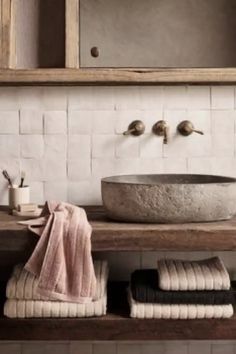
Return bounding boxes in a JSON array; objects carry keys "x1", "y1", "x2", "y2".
[
  {"x1": 129, "y1": 257, "x2": 234, "y2": 319},
  {"x1": 4, "y1": 260, "x2": 108, "y2": 318}
]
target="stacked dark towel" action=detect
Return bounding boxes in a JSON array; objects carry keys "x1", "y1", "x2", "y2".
[
  {"x1": 131, "y1": 269, "x2": 236, "y2": 305},
  {"x1": 129, "y1": 257, "x2": 235, "y2": 319}
]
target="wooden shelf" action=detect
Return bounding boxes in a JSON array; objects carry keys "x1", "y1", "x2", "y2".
[
  {"x1": 1, "y1": 68, "x2": 236, "y2": 85},
  {"x1": 0, "y1": 282, "x2": 236, "y2": 341},
  {"x1": 1, "y1": 210, "x2": 236, "y2": 341},
  {"x1": 1, "y1": 206, "x2": 236, "y2": 253},
  {"x1": 2, "y1": 314, "x2": 236, "y2": 341}
]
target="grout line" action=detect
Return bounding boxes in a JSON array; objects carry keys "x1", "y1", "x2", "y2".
[{"x1": 209, "y1": 86, "x2": 212, "y2": 109}]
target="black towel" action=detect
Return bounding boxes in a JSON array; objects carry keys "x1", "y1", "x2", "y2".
[{"x1": 131, "y1": 269, "x2": 236, "y2": 305}]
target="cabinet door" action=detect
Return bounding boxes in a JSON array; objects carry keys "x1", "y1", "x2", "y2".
[{"x1": 80, "y1": 0, "x2": 236, "y2": 68}]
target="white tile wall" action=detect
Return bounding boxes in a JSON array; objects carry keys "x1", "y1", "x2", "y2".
[
  {"x1": 0, "y1": 86, "x2": 235, "y2": 204},
  {"x1": 20, "y1": 109, "x2": 43, "y2": 134},
  {"x1": 44, "y1": 111, "x2": 67, "y2": 135},
  {"x1": 1, "y1": 341, "x2": 236, "y2": 354},
  {"x1": 1, "y1": 86, "x2": 236, "y2": 353}
]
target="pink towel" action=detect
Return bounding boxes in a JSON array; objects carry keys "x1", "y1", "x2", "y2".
[{"x1": 20, "y1": 201, "x2": 96, "y2": 303}]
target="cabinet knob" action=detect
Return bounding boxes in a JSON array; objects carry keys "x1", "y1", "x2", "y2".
[{"x1": 91, "y1": 47, "x2": 99, "y2": 58}]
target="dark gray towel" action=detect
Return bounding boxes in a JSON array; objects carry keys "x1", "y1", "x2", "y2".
[{"x1": 131, "y1": 269, "x2": 235, "y2": 304}]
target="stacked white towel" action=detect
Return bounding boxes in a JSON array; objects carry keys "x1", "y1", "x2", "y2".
[
  {"x1": 129, "y1": 292, "x2": 234, "y2": 319},
  {"x1": 157, "y1": 257, "x2": 231, "y2": 291},
  {"x1": 129, "y1": 257, "x2": 234, "y2": 319},
  {"x1": 4, "y1": 260, "x2": 108, "y2": 318}
]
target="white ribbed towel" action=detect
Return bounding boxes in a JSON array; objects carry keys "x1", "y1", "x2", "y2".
[
  {"x1": 129, "y1": 292, "x2": 234, "y2": 319},
  {"x1": 157, "y1": 257, "x2": 230, "y2": 291},
  {"x1": 4, "y1": 296, "x2": 107, "y2": 318},
  {"x1": 4, "y1": 260, "x2": 108, "y2": 318},
  {"x1": 6, "y1": 261, "x2": 108, "y2": 301}
]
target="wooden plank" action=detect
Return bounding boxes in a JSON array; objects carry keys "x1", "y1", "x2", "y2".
[
  {"x1": 1, "y1": 315, "x2": 236, "y2": 341},
  {"x1": 0, "y1": 0, "x2": 13, "y2": 68},
  {"x1": 9, "y1": 0, "x2": 15, "y2": 68},
  {"x1": 1, "y1": 68, "x2": 236, "y2": 85},
  {"x1": 0, "y1": 1, "x2": 2, "y2": 67},
  {"x1": 1, "y1": 206, "x2": 236, "y2": 252},
  {"x1": 65, "y1": 0, "x2": 79, "y2": 68}
]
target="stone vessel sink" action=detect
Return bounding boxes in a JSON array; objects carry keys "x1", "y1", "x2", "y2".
[{"x1": 101, "y1": 174, "x2": 236, "y2": 223}]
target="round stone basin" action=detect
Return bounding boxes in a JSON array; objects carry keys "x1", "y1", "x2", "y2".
[{"x1": 101, "y1": 174, "x2": 236, "y2": 223}]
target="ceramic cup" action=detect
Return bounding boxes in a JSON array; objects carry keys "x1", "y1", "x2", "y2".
[{"x1": 8, "y1": 185, "x2": 30, "y2": 210}]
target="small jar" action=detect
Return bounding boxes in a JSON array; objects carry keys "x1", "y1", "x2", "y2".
[{"x1": 8, "y1": 185, "x2": 30, "y2": 210}]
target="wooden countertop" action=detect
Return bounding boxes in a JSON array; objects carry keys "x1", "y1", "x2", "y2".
[{"x1": 1, "y1": 206, "x2": 236, "y2": 251}]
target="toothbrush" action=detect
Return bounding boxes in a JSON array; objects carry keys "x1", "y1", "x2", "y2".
[
  {"x1": 19, "y1": 171, "x2": 25, "y2": 188},
  {"x1": 2, "y1": 170, "x2": 13, "y2": 187}
]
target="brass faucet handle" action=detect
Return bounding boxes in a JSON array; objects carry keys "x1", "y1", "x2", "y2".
[
  {"x1": 152, "y1": 120, "x2": 169, "y2": 144},
  {"x1": 192, "y1": 129, "x2": 204, "y2": 135},
  {"x1": 177, "y1": 120, "x2": 204, "y2": 136},
  {"x1": 123, "y1": 120, "x2": 145, "y2": 136}
]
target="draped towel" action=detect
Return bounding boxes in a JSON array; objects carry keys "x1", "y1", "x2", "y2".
[{"x1": 20, "y1": 201, "x2": 97, "y2": 303}]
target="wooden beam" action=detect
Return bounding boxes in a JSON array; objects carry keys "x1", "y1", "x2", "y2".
[
  {"x1": 0, "y1": 1, "x2": 2, "y2": 67},
  {"x1": 9, "y1": 0, "x2": 15, "y2": 68},
  {"x1": 0, "y1": 0, "x2": 14, "y2": 68},
  {"x1": 65, "y1": 0, "x2": 79, "y2": 68},
  {"x1": 1, "y1": 68, "x2": 236, "y2": 85},
  {"x1": 2, "y1": 315, "x2": 236, "y2": 341}
]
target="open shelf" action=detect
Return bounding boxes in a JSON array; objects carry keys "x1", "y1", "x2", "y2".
[
  {"x1": 0, "y1": 282, "x2": 236, "y2": 341},
  {"x1": 1, "y1": 209, "x2": 236, "y2": 341},
  {"x1": 14, "y1": 0, "x2": 65, "y2": 69}
]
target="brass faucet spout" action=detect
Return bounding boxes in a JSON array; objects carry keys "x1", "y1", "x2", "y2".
[
  {"x1": 163, "y1": 126, "x2": 169, "y2": 144},
  {"x1": 152, "y1": 120, "x2": 169, "y2": 144}
]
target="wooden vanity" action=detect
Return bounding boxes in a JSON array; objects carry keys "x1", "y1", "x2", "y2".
[
  {"x1": 0, "y1": 206, "x2": 236, "y2": 341},
  {"x1": 0, "y1": 0, "x2": 236, "y2": 342}
]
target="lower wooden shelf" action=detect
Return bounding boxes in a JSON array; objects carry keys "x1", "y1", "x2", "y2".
[
  {"x1": 0, "y1": 282, "x2": 236, "y2": 341},
  {"x1": 1, "y1": 314, "x2": 236, "y2": 341}
]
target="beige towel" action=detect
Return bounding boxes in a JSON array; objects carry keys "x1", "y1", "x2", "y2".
[
  {"x1": 4, "y1": 296, "x2": 107, "y2": 318},
  {"x1": 129, "y1": 292, "x2": 234, "y2": 319},
  {"x1": 4, "y1": 261, "x2": 108, "y2": 318},
  {"x1": 20, "y1": 201, "x2": 96, "y2": 303},
  {"x1": 6, "y1": 261, "x2": 108, "y2": 301},
  {"x1": 157, "y1": 257, "x2": 230, "y2": 291}
]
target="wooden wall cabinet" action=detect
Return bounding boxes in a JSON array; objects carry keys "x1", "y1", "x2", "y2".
[{"x1": 1, "y1": 0, "x2": 236, "y2": 84}]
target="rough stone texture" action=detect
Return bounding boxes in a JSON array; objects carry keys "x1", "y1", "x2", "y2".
[{"x1": 102, "y1": 174, "x2": 236, "y2": 223}]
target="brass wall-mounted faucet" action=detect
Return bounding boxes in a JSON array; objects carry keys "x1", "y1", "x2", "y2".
[
  {"x1": 177, "y1": 120, "x2": 204, "y2": 136},
  {"x1": 152, "y1": 120, "x2": 169, "y2": 144},
  {"x1": 123, "y1": 120, "x2": 145, "y2": 136}
]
